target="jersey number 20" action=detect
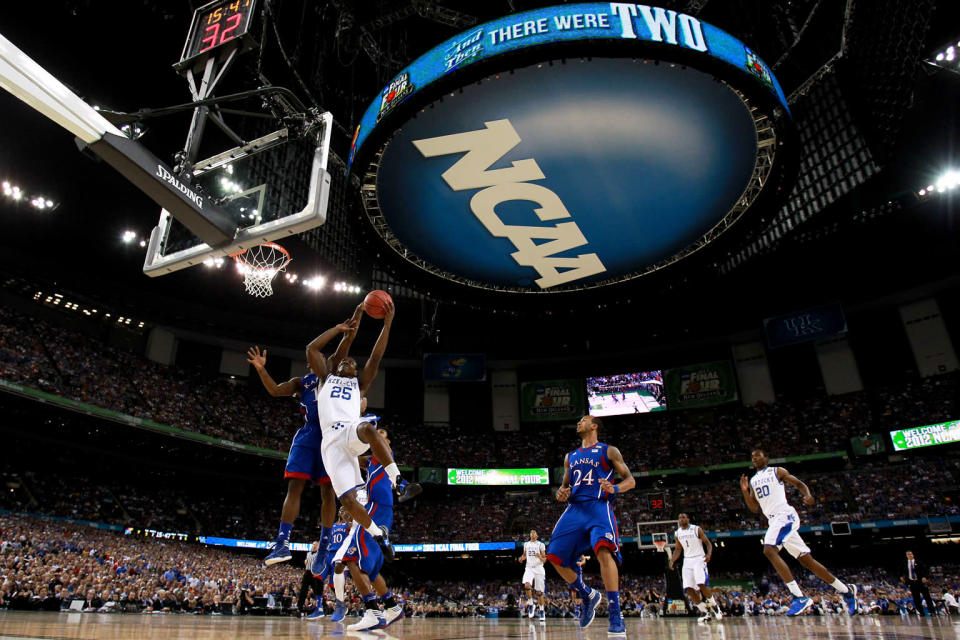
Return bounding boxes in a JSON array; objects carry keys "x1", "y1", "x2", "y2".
[
  {"x1": 754, "y1": 485, "x2": 770, "y2": 498},
  {"x1": 330, "y1": 386, "x2": 352, "y2": 400}
]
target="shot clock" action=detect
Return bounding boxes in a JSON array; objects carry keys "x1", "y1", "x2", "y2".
[
  {"x1": 648, "y1": 492, "x2": 666, "y2": 511},
  {"x1": 177, "y1": 0, "x2": 259, "y2": 72}
]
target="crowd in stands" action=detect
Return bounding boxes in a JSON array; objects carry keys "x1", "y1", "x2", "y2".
[
  {"x1": 4, "y1": 515, "x2": 960, "y2": 619},
  {"x1": 2, "y1": 305, "x2": 959, "y2": 472}
]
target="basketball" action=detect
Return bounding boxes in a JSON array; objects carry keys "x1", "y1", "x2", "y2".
[{"x1": 363, "y1": 289, "x2": 393, "y2": 319}]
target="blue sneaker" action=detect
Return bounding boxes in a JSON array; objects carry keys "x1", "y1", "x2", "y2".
[
  {"x1": 310, "y1": 550, "x2": 326, "y2": 577},
  {"x1": 608, "y1": 614, "x2": 626, "y2": 637},
  {"x1": 396, "y1": 478, "x2": 423, "y2": 504},
  {"x1": 579, "y1": 589, "x2": 602, "y2": 628},
  {"x1": 305, "y1": 604, "x2": 324, "y2": 619},
  {"x1": 330, "y1": 599, "x2": 348, "y2": 622},
  {"x1": 843, "y1": 584, "x2": 858, "y2": 615},
  {"x1": 573, "y1": 604, "x2": 581, "y2": 619},
  {"x1": 786, "y1": 597, "x2": 812, "y2": 616},
  {"x1": 374, "y1": 529, "x2": 395, "y2": 562},
  {"x1": 264, "y1": 541, "x2": 291, "y2": 566}
]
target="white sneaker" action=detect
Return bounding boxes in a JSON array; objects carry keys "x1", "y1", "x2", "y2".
[
  {"x1": 384, "y1": 604, "x2": 404, "y2": 626},
  {"x1": 347, "y1": 609, "x2": 385, "y2": 631},
  {"x1": 713, "y1": 608, "x2": 723, "y2": 621},
  {"x1": 528, "y1": 604, "x2": 536, "y2": 619},
  {"x1": 698, "y1": 613, "x2": 711, "y2": 624},
  {"x1": 539, "y1": 607, "x2": 546, "y2": 622}
]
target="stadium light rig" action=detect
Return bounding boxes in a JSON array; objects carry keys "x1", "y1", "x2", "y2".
[
  {"x1": 917, "y1": 170, "x2": 960, "y2": 197},
  {"x1": 3, "y1": 180, "x2": 57, "y2": 210},
  {"x1": 928, "y1": 40, "x2": 960, "y2": 74}
]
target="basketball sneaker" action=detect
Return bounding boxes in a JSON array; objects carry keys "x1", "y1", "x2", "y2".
[
  {"x1": 609, "y1": 613, "x2": 627, "y2": 637},
  {"x1": 374, "y1": 529, "x2": 395, "y2": 562},
  {"x1": 310, "y1": 550, "x2": 325, "y2": 577},
  {"x1": 786, "y1": 597, "x2": 812, "y2": 616},
  {"x1": 580, "y1": 589, "x2": 602, "y2": 628},
  {"x1": 384, "y1": 604, "x2": 405, "y2": 626},
  {"x1": 348, "y1": 608, "x2": 386, "y2": 631},
  {"x1": 843, "y1": 584, "x2": 859, "y2": 615},
  {"x1": 305, "y1": 604, "x2": 324, "y2": 619},
  {"x1": 712, "y1": 607, "x2": 723, "y2": 621},
  {"x1": 527, "y1": 603, "x2": 536, "y2": 619},
  {"x1": 538, "y1": 606, "x2": 546, "y2": 622},
  {"x1": 573, "y1": 603, "x2": 581, "y2": 619},
  {"x1": 396, "y1": 478, "x2": 423, "y2": 503},
  {"x1": 264, "y1": 541, "x2": 291, "y2": 565},
  {"x1": 697, "y1": 613, "x2": 712, "y2": 624},
  {"x1": 330, "y1": 599, "x2": 348, "y2": 622}
]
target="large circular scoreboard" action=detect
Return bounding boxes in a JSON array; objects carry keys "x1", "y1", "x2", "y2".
[{"x1": 349, "y1": 4, "x2": 797, "y2": 294}]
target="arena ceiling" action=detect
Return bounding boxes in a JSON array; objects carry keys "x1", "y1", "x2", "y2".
[{"x1": 1, "y1": 0, "x2": 959, "y2": 355}]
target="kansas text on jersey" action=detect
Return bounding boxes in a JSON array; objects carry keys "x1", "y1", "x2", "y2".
[{"x1": 568, "y1": 443, "x2": 615, "y2": 503}]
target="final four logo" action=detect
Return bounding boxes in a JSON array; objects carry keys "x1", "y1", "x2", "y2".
[
  {"x1": 377, "y1": 73, "x2": 415, "y2": 122},
  {"x1": 744, "y1": 46, "x2": 774, "y2": 89}
]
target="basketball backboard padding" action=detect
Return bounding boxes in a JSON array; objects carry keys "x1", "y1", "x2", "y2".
[{"x1": 90, "y1": 132, "x2": 236, "y2": 246}]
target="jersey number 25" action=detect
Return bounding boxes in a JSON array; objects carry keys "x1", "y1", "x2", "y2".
[{"x1": 329, "y1": 386, "x2": 352, "y2": 400}]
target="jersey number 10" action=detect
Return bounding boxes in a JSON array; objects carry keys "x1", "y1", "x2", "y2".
[{"x1": 329, "y1": 386, "x2": 352, "y2": 400}]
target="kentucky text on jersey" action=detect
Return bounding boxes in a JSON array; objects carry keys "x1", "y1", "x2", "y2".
[
  {"x1": 568, "y1": 443, "x2": 615, "y2": 503},
  {"x1": 676, "y1": 525, "x2": 705, "y2": 558},
  {"x1": 316, "y1": 374, "x2": 362, "y2": 430},
  {"x1": 750, "y1": 466, "x2": 790, "y2": 518}
]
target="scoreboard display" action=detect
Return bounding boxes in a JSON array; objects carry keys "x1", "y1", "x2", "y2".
[
  {"x1": 178, "y1": 0, "x2": 259, "y2": 70},
  {"x1": 648, "y1": 492, "x2": 667, "y2": 511}
]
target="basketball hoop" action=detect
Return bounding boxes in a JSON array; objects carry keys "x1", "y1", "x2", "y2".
[
  {"x1": 653, "y1": 539, "x2": 667, "y2": 553},
  {"x1": 230, "y1": 242, "x2": 291, "y2": 298}
]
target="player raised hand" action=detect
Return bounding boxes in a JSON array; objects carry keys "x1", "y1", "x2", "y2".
[
  {"x1": 555, "y1": 485, "x2": 571, "y2": 502},
  {"x1": 802, "y1": 493, "x2": 815, "y2": 506},
  {"x1": 246, "y1": 346, "x2": 267, "y2": 370},
  {"x1": 382, "y1": 299, "x2": 395, "y2": 324},
  {"x1": 739, "y1": 475, "x2": 750, "y2": 492}
]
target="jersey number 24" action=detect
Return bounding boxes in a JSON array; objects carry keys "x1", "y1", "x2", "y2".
[{"x1": 571, "y1": 468, "x2": 595, "y2": 486}]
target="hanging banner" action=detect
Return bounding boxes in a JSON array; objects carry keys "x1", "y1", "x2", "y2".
[
  {"x1": 520, "y1": 379, "x2": 585, "y2": 422},
  {"x1": 764, "y1": 302, "x2": 847, "y2": 348},
  {"x1": 664, "y1": 361, "x2": 738, "y2": 409}
]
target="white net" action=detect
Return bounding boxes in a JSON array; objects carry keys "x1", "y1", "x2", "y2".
[{"x1": 232, "y1": 243, "x2": 290, "y2": 298}]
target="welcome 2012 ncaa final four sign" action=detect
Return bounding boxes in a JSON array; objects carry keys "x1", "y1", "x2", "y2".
[{"x1": 350, "y1": 4, "x2": 797, "y2": 294}]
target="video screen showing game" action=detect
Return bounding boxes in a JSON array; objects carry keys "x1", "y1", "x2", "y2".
[{"x1": 586, "y1": 370, "x2": 666, "y2": 416}]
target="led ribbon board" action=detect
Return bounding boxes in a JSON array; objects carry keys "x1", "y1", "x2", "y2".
[
  {"x1": 890, "y1": 420, "x2": 960, "y2": 452},
  {"x1": 351, "y1": 4, "x2": 794, "y2": 293},
  {"x1": 448, "y1": 468, "x2": 550, "y2": 486}
]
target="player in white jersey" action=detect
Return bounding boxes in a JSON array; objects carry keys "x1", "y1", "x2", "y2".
[
  {"x1": 668, "y1": 513, "x2": 722, "y2": 623},
  {"x1": 740, "y1": 447, "x2": 858, "y2": 616},
  {"x1": 308, "y1": 302, "x2": 420, "y2": 562},
  {"x1": 517, "y1": 529, "x2": 547, "y2": 621}
]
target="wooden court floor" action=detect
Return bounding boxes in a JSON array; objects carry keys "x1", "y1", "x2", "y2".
[{"x1": 0, "y1": 612, "x2": 957, "y2": 640}]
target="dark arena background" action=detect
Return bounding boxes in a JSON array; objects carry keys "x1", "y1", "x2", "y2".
[{"x1": 2, "y1": 1, "x2": 960, "y2": 639}]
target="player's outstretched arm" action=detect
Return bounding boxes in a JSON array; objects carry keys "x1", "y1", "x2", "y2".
[
  {"x1": 555, "y1": 454, "x2": 571, "y2": 502},
  {"x1": 358, "y1": 300, "x2": 394, "y2": 393},
  {"x1": 777, "y1": 467, "x2": 814, "y2": 505},
  {"x1": 599, "y1": 446, "x2": 636, "y2": 496},
  {"x1": 699, "y1": 527, "x2": 714, "y2": 562},
  {"x1": 739, "y1": 475, "x2": 760, "y2": 513},
  {"x1": 306, "y1": 322, "x2": 355, "y2": 382},
  {"x1": 328, "y1": 305, "x2": 364, "y2": 374},
  {"x1": 247, "y1": 346, "x2": 299, "y2": 396}
]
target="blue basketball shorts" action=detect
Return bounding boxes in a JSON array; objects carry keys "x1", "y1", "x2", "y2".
[
  {"x1": 546, "y1": 500, "x2": 622, "y2": 569},
  {"x1": 284, "y1": 423, "x2": 329, "y2": 484},
  {"x1": 340, "y1": 528, "x2": 384, "y2": 583}
]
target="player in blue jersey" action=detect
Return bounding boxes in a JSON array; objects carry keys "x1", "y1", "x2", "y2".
[
  {"x1": 337, "y1": 426, "x2": 405, "y2": 631},
  {"x1": 547, "y1": 415, "x2": 635, "y2": 637},
  {"x1": 310, "y1": 507, "x2": 352, "y2": 621},
  {"x1": 248, "y1": 316, "x2": 360, "y2": 565}
]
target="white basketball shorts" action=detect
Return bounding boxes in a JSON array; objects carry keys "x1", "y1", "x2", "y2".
[
  {"x1": 682, "y1": 556, "x2": 709, "y2": 590},
  {"x1": 321, "y1": 419, "x2": 372, "y2": 499},
  {"x1": 762, "y1": 507, "x2": 811, "y2": 558},
  {"x1": 522, "y1": 567, "x2": 546, "y2": 592}
]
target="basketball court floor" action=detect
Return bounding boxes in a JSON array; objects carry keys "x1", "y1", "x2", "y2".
[{"x1": 0, "y1": 612, "x2": 956, "y2": 640}]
